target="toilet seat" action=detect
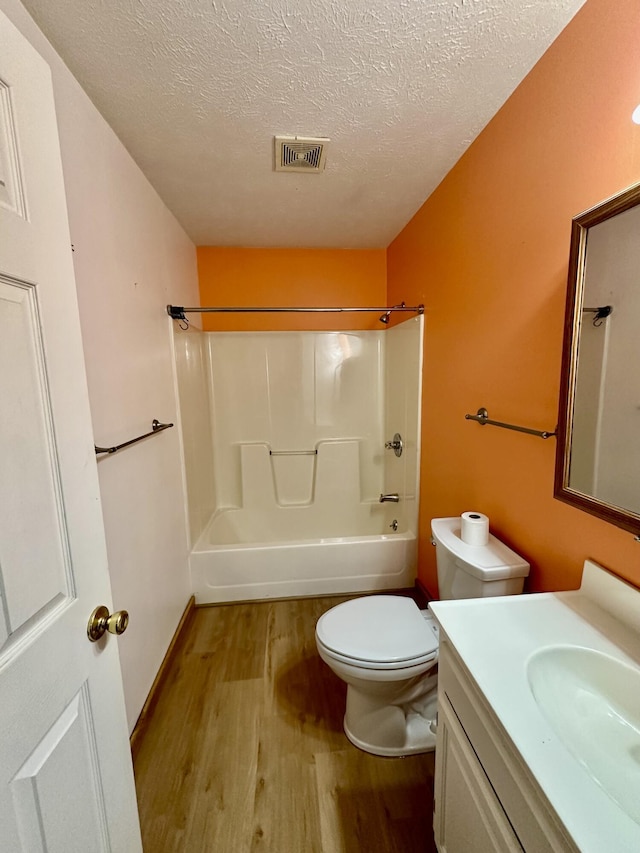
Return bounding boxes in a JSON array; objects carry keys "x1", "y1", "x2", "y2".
[{"x1": 316, "y1": 595, "x2": 438, "y2": 670}]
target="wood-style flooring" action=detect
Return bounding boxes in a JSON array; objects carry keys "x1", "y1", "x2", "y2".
[{"x1": 133, "y1": 595, "x2": 437, "y2": 852}]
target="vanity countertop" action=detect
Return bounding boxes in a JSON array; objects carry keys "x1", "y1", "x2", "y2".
[{"x1": 430, "y1": 561, "x2": 640, "y2": 853}]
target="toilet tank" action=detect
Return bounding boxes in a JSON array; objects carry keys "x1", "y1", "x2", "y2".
[{"x1": 431, "y1": 517, "x2": 530, "y2": 600}]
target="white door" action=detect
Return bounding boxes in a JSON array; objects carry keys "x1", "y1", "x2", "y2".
[{"x1": 0, "y1": 11, "x2": 142, "y2": 852}]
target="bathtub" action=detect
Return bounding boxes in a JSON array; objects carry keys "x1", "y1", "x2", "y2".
[{"x1": 190, "y1": 505, "x2": 417, "y2": 604}]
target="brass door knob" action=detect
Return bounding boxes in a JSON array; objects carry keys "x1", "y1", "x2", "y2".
[{"x1": 87, "y1": 605, "x2": 130, "y2": 642}]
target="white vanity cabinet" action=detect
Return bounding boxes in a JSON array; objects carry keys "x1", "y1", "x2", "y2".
[{"x1": 433, "y1": 637, "x2": 576, "y2": 853}]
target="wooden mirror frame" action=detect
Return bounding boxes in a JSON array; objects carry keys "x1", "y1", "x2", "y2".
[{"x1": 554, "y1": 181, "x2": 640, "y2": 536}]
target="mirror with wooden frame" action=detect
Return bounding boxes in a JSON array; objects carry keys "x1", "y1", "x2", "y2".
[{"x1": 555, "y1": 182, "x2": 640, "y2": 535}]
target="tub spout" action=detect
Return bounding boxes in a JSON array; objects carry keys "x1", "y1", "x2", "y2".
[{"x1": 379, "y1": 493, "x2": 400, "y2": 503}]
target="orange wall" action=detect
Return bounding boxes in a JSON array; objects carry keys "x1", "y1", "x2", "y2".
[
  {"x1": 388, "y1": 0, "x2": 640, "y2": 595},
  {"x1": 197, "y1": 247, "x2": 386, "y2": 331}
]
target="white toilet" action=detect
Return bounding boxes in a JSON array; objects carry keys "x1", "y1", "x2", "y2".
[{"x1": 315, "y1": 516, "x2": 530, "y2": 756}]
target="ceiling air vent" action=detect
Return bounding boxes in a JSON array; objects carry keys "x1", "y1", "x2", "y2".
[{"x1": 274, "y1": 136, "x2": 329, "y2": 173}]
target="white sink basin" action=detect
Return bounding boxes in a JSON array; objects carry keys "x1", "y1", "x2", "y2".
[{"x1": 527, "y1": 645, "x2": 640, "y2": 825}]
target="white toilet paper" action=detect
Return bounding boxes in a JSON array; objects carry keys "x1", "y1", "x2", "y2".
[{"x1": 461, "y1": 511, "x2": 489, "y2": 546}]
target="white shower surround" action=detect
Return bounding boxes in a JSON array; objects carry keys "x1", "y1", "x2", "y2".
[{"x1": 175, "y1": 317, "x2": 423, "y2": 603}]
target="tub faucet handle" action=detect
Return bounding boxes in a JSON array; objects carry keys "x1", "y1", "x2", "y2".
[{"x1": 379, "y1": 493, "x2": 400, "y2": 503}]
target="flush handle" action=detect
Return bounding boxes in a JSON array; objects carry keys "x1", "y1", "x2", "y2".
[{"x1": 87, "y1": 605, "x2": 130, "y2": 642}]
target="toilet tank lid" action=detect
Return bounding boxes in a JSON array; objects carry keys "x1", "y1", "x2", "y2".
[{"x1": 431, "y1": 517, "x2": 530, "y2": 580}]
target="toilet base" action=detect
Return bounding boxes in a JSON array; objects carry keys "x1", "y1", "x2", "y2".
[
  {"x1": 343, "y1": 711, "x2": 437, "y2": 757},
  {"x1": 342, "y1": 684, "x2": 438, "y2": 757}
]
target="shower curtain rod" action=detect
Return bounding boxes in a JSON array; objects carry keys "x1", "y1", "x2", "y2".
[{"x1": 167, "y1": 304, "x2": 424, "y2": 321}]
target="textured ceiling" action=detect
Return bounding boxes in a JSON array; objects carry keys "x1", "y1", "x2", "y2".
[{"x1": 22, "y1": 0, "x2": 585, "y2": 247}]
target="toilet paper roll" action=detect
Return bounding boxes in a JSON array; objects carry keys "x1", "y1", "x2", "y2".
[{"x1": 461, "y1": 511, "x2": 489, "y2": 546}]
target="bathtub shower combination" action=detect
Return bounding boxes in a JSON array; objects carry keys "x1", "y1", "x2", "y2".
[{"x1": 174, "y1": 315, "x2": 423, "y2": 603}]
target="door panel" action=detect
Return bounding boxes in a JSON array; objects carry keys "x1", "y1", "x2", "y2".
[
  {"x1": 0, "y1": 276, "x2": 72, "y2": 651},
  {"x1": 10, "y1": 686, "x2": 109, "y2": 853},
  {"x1": 0, "y1": 10, "x2": 142, "y2": 851},
  {"x1": 0, "y1": 77, "x2": 27, "y2": 218}
]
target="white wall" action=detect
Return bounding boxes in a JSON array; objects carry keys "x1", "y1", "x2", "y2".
[{"x1": 1, "y1": 0, "x2": 199, "y2": 731}]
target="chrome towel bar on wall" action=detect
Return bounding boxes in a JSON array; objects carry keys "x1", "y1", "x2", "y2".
[
  {"x1": 269, "y1": 449, "x2": 317, "y2": 456},
  {"x1": 465, "y1": 408, "x2": 556, "y2": 440},
  {"x1": 95, "y1": 419, "x2": 174, "y2": 455}
]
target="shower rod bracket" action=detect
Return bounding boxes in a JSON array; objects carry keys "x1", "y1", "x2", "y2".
[
  {"x1": 167, "y1": 305, "x2": 187, "y2": 321},
  {"x1": 583, "y1": 305, "x2": 613, "y2": 327}
]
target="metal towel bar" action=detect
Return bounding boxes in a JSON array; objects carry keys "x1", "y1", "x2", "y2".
[
  {"x1": 269, "y1": 449, "x2": 317, "y2": 456},
  {"x1": 465, "y1": 408, "x2": 556, "y2": 440},
  {"x1": 95, "y1": 419, "x2": 174, "y2": 455}
]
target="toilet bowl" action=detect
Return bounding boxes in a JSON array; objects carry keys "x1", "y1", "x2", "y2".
[
  {"x1": 316, "y1": 595, "x2": 440, "y2": 756},
  {"x1": 315, "y1": 516, "x2": 530, "y2": 757}
]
